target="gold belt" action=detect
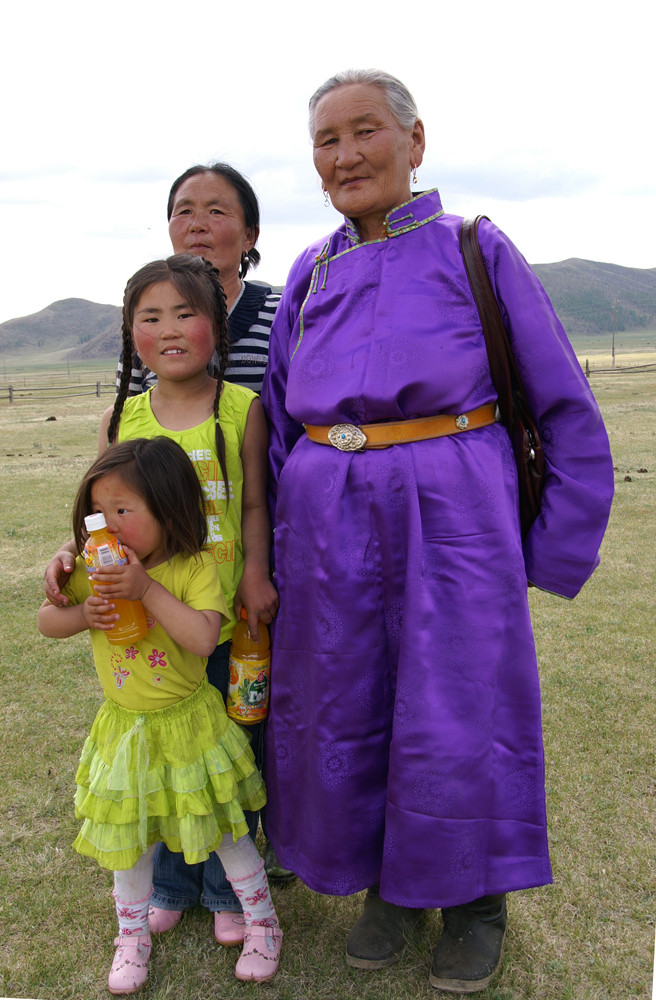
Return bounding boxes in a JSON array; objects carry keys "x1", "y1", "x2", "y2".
[{"x1": 304, "y1": 403, "x2": 498, "y2": 451}]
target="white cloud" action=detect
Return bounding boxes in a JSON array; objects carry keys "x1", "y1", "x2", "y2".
[{"x1": 0, "y1": 0, "x2": 652, "y2": 322}]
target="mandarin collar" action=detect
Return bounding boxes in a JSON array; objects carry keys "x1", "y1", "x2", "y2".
[{"x1": 344, "y1": 188, "x2": 444, "y2": 246}]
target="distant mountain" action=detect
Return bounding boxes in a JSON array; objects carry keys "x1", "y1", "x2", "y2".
[
  {"x1": 532, "y1": 259, "x2": 656, "y2": 335},
  {"x1": 1, "y1": 262, "x2": 654, "y2": 360},
  {"x1": 0, "y1": 298, "x2": 121, "y2": 359}
]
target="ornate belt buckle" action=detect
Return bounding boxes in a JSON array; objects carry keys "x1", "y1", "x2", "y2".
[{"x1": 327, "y1": 423, "x2": 367, "y2": 451}]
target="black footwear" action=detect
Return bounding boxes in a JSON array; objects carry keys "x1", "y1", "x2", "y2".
[
  {"x1": 346, "y1": 886, "x2": 424, "y2": 969},
  {"x1": 263, "y1": 840, "x2": 297, "y2": 885},
  {"x1": 429, "y1": 893, "x2": 507, "y2": 993}
]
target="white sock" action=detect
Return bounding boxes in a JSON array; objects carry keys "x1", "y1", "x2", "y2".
[
  {"x1": 216, "y1": 834, "x2": 278, "y2": 927},
  {"x1": 113, "y1": 844, "x2": 155, "y2": 936}
]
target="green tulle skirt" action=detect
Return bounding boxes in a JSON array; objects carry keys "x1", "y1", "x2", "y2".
[{"x1": 73, "y1": 676, "x2": 266, "y2": 871}]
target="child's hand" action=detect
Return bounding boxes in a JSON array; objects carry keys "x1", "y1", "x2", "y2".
[
  {"x1": 44, "y1": 548, "x2": 76, "y2": 606},
  {"x1": 235, "y1": 572, "x2": 279, "y2": 642},
  {"x1": 82, "y1": 594, "x2": 120, "y2": 632},
  {"x1": 89, "y1": 545, "x2": 152, "y2": 603}
]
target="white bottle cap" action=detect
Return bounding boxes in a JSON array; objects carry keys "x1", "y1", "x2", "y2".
[{"x1": 85, "y1": 513, "x2": 107, "y2": 532}]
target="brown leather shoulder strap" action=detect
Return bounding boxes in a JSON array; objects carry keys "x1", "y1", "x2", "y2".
[{"x1": 459, "y1": 216, "x2": 514, "y2": 428}]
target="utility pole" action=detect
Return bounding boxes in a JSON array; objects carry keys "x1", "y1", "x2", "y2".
[{"x1": 612, "y1": 298, "x2": 616, "y2": 368}]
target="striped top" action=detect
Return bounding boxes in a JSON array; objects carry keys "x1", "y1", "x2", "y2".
[{"x1": 116, "y1": 281, "x2": 280, "y2": 396}]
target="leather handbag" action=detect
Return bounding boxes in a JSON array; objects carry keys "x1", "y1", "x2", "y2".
[{"x1": 459, "y1": 215, "x2": 545, "y2": 537}]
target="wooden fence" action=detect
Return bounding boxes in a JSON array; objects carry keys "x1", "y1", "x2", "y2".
[
  {"x1": 0, "y1": 381, "x2": 116, "y2": 403},
  {"x1": 584, "y1": 360, "x2": 656, "y2": 376},
  {"x1": 1, "y1": 358, "x2": 654, "y2": 404}
]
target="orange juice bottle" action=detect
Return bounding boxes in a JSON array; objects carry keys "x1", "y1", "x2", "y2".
[
  {"x1": 226, "y1": 607, "x2": 270, "y2": 724},
  {"x1": 83, "y1": 513, "x2": 148, "y2": 646}
]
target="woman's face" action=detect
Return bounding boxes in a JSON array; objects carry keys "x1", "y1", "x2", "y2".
[
  {"x1": 168, "y1": 172, "x2": 256, "y2": 285},
  {"x1": 312, "y1": 83, "x2": 425, "y2": 241}
]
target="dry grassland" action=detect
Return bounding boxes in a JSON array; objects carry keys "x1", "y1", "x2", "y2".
[{"x1": 0, "y1": 363, "x2": 653, "y2": 1000}]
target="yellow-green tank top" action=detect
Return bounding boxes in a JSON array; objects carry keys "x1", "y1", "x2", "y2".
[{"x1": 118, "y1": 383, "x2": 255, "y2": 642}]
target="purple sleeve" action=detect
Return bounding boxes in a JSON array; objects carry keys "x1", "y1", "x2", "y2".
[{"x1": 477, "y1": 218, "x2": 614, "y2": 597}]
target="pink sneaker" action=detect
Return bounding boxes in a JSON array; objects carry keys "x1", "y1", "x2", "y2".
[
  {"x1": 214, "y1": 910, "x2": 246, "y2": 946},
  {"x1": 147, "y1": 906, "x2": 182, "y2": 933},
  {"x1": 108, "y1": 934, "x2": 152, "y2": 994},
  {"x1": 234, "y1": 924, "x2": 283, "y2": 983}
]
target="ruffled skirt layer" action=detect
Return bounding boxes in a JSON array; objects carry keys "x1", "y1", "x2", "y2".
[{"x1": 73, "y1": 676, "x2": 266, "y2": 870}]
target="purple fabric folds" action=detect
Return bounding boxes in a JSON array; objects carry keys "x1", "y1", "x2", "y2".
[{"x1": 261, "y1": 190, "x2": 613, "y2": 908}]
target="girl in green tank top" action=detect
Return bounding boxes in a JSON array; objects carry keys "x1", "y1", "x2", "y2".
[{"x1": 103, "y1": 254, "x2": 279, "y2": 641}]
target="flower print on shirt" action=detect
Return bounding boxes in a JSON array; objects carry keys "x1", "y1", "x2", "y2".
[
  {"x1": 148, "y1": 649, "x2": 167, "y2": 670},
  {"x1": 110, "y1": 651, "x2": 131, "y2": 690},
  {"x1": 124, "y1": 646, "x2": 139, "y2": 660},
  {"x1": 114, "y1": 665, "x2": 131, "y2": 689}
]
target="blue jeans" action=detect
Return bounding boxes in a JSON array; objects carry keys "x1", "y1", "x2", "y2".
[{"x1": 151, "y1": 640, "x2": 264, "y2": 913}]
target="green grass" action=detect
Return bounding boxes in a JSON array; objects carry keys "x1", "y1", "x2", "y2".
[
  {"x1": 569, "y1": 327, "x2": 656, "y2": 364},
  {"x1": 0, "y1": 368, "x2": 654, "y2": 1000}
]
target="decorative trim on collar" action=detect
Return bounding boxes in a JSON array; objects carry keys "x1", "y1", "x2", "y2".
[{"x1": 343, "y1": 188, "x2": 443, "y2": 244}]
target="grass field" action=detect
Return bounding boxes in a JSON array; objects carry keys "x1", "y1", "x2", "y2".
[{"x1": 0, "y1": 362, "x2": 654, "y2": 1000}]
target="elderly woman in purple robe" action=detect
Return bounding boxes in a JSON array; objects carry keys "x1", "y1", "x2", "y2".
[{"x1": 261, "y1": 69, "x2": 614, "y2": 993}]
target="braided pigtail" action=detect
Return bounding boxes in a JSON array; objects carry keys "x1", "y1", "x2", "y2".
[
  {"x1": 107, "y1": 317, "x2": 134, "y2": 446},
  {"x1": 212, "y1": 377, "x2": 229, "y2": 503},
  {"x1": 109, "y1": 259, "x2": 173, "y2": 446},
  {"x1": 204, "y1": 258, "x2": 231, "y2": 500}
]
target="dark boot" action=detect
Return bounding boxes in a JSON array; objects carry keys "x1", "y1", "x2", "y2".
[
  {"x1": 346, "y1": 886, "x2": 424, "y2": 969},
  {"x1": 263, "y1": 840, "x2": 296, "y2": 885},
  {"x1": 429, "y1": 893, "x2": 507, "y2": 993}
]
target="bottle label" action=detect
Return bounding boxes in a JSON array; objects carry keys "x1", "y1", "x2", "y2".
[
  {"x1": 80, "y1": 535, "x2": 148, "y2": 645},
  {"x1": 97, "y1": 543, "x2": 120, "y2": 567},
  {"x1": 226, "y1": 654, "x2": 270, "y2": 724},
  {"x1": 84, "y1": 540, "x2": 128, "y2": 573}
]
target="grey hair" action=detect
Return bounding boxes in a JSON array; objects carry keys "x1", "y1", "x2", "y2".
[{"x1": 309, "y1": 69, "x2": 419, "y2": 137}]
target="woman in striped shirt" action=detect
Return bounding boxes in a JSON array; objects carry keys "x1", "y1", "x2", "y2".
[{"x1": 116, "y1": 162, "x2": 280, "y2": 396}]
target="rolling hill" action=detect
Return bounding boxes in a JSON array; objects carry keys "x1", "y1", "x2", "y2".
[
  {"x1": 0, "y1": 298, "x2": 122, "y2": 360},
  {"x1": 533, "y1": 258, "x2": 656, "y2": 335}
]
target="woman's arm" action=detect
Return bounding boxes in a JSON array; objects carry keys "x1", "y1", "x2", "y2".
[
  {"x1": 478, "y1": 219, "x2": 614, "y2": 596},
  {"x1": 235, "y1": 397, "x2": 279, "y2": 639}
]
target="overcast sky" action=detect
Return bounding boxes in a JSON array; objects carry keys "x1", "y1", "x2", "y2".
[{"x1": 1, "y1": 0, "x2": 651, "y2": 324}]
